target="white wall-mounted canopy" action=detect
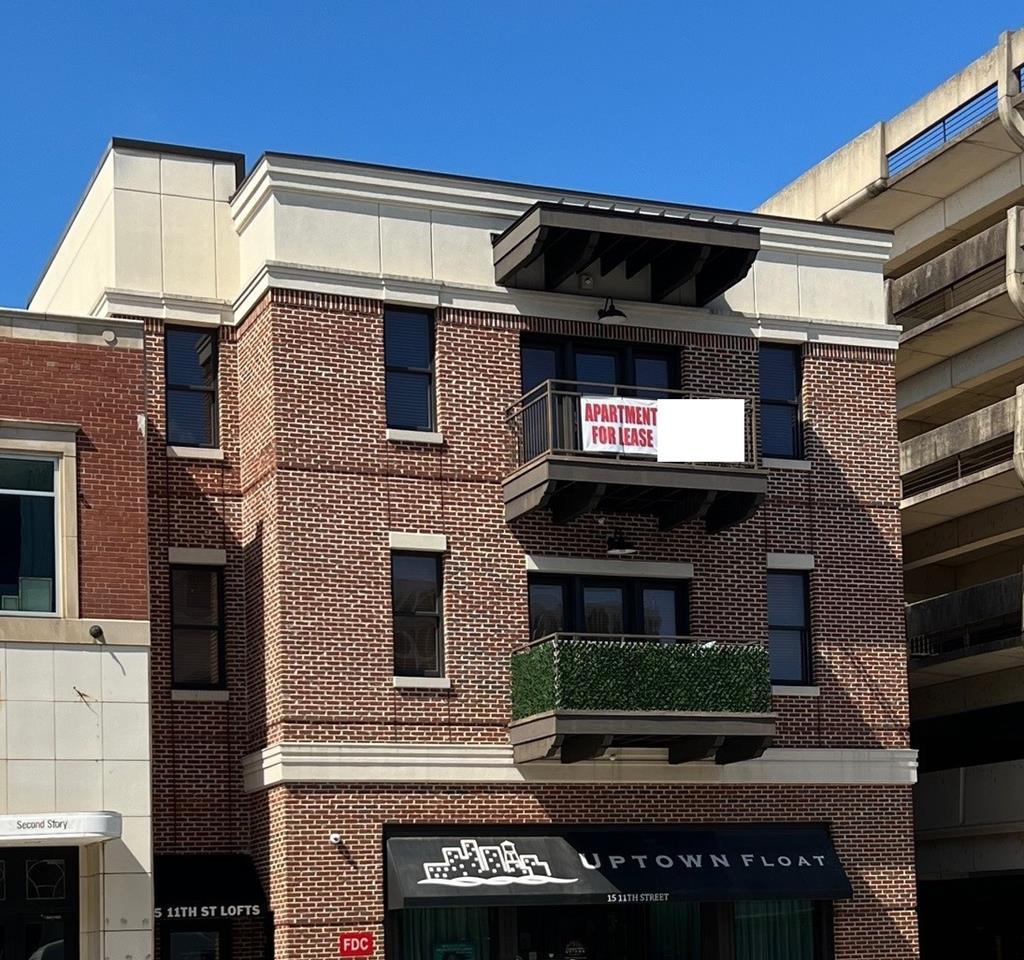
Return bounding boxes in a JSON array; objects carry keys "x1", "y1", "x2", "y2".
[{"x1": 0, "y1": 811, "x2": 122, "y2": 846}]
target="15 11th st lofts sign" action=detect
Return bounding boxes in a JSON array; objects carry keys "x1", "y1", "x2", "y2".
[
  {"x1": 579, "y1": 397, "x2": 746, "y2": 463},
  {"x1": 386, "y1": 827, "x2": 852, "y2": 909}
]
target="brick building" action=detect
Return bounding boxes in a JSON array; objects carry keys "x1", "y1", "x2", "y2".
[{"x1": 0, "y1": 139, "x2": 916, "y2": 959}]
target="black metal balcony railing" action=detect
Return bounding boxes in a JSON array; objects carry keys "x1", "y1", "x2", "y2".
[
  {"x1": 887, "y1": 84, "x2": 999, "y2": 176},
  {"x1": 509, "y1": 633, "x2": 772, "y2": 721},
  {"x1": 901, "y1": 434, "x2": 1014, "y2": 499},
  {"x1": 505, "y1": 379, "x2": 758, "y2": 471}
]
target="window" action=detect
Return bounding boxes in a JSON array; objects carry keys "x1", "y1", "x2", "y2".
[
  {"x1": 521, "y1": 337, "x2": 677, "y2": 395},
  {"x1": 166, "y1": 326, "x2": 219, "y2": 447},
  {"x1": 168, "y1": 928, "x2": 225, "y2": 960},
  {"x1": 759, "y1": 345, "x2": 802, "y2": 458},
  {"x1": 767, "y1": 572, "x2": 810, "y2": 684},
  {"x1": 385, "y1": 308, "x2": 435, "y2": 431},
  {"x1": 528, "y1": 576, "x2": 689, "y2": 640},
  {"x1": 392, "y1": 553, "x2": 443, "y2": 676},
  {"x1": 171, "y1": 566, "x2": 225, "y2": 688},
  {"x1": 0, "y1": 456, "x2": 58, "y2": 615}
]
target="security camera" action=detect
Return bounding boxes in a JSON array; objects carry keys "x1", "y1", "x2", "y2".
[
  {"x1": 89, "y1": 625, "x2": 104, "y2": 640},
  {"x1": 328, "y1": 832, "x2": 342, "y2": 845}
]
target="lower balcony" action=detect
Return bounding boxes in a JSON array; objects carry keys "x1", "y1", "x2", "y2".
[{"x1": 509, "y1": 634, "x2": 775, "y2": 765}]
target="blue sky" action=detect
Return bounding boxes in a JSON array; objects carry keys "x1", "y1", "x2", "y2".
[{"x1": 2, "y1": 1, "x2": 1021, "y2": 306}]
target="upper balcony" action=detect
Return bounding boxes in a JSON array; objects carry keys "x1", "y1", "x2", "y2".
[
  {"x1": 503, "y1": 380, "x2": 767, "y2": 533},
  {"x1": 508, "y1": 633, "x2": 775, "y2": 765},
  {"x1": 907, "y1": 572, "x2": 1024, "y2": 687}
]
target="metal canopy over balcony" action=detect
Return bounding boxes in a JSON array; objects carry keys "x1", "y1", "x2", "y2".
[
  {"x1": 504, "y1": 380, "x2": 767, "y2": 532},
  {"x1": 509, "y1": 635, "x2": 776, "y2": 765},
  {"x1": 493, "y1": 203, "x2": 760, "y2": 306}
]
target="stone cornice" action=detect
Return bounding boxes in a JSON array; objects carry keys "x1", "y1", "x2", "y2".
[
  {"x1": 241, "y1": 742, "x2": 918, "y2": 792},
  {"x1": 0, "y1": 308, "x2": 144, "y2": 349},
  {"x1": 232, "y1": 262, "x2": 901, "y2": 351},
  {"x1": 233, "y1": 154, "x2": 892, "y2": 263}
]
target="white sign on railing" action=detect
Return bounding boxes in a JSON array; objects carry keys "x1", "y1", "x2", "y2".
[
  {"x1": 578, "y1": 397, "x2": 745, "y2": 463},
  {"x1": 657, "y1": 399, "x2": 745, "y2": 463}
]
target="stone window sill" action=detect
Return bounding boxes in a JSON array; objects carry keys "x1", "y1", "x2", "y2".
[
  {"x1": 772, "y1": 685, "x2": 821, "y2": 697},
  {"x1": 763, "y1": 457, "x2": 811, "y2": 471},
  {"x1": 386, "y1": 429, "x2": 444, "y2": 446},
  {"x1": 171, "y1": 689, "x2": 230, "y2": 702},
  {"x1": 393, "y1": 676, "x2": 451, "y2": 690},
  {"x1": 167, "y1": 445, "x2": 225, "y2": 461}
]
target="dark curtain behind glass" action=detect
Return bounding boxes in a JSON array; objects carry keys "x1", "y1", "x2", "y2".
[
  {"x1": 401, "y1": 906, "x2": 492, "y2": 960},
  {"x1": 734, "y1": 899, "x2": 814, "y2": 960}
]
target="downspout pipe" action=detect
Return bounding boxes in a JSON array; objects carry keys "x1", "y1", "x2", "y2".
[
  {"x1": 997, "y1": 30, "x2": 1024, "y2": 149},
  {"x1": 821, "y1": 179, "x2": 887, "y2": 224},
  {"x1": 1006, "y1": 206, "x2": 1024, "y2": 318}
]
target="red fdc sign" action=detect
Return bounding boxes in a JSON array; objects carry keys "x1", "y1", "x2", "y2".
[{"x1": 339, "y1": 931, "x2": 375, "y2": 957}]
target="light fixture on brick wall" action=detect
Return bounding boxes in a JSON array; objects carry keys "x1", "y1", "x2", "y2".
[
  {"x1": 597, "y1": 297, "x2": 627, "y2": 324},
  {"x1": 606, "y1": 532, "x2": 637, "y2": 557}
]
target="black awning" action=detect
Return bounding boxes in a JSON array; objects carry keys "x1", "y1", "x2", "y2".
[
  {"x1": 387, "y1": 827, "x2": 851, "y2": 910},
  {"x1": 154, "y1": 854, "x2": 268, "y2": 918},
  {"x1": 492, "y1": 203, "x2": 760, "y2": 307}
]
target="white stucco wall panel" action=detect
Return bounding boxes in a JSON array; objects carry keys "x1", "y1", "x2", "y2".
[
  {"x1": 215, "y1": 200, "x2": 241, "y2": 301},
  {"x1": 380, "y1": 203, "x2": 433, "y2": 279},
  {"x1": 798, "y1": 254, "x2": 884, "y2": 325},
  {"x1": 113, "y1": 188, "x2": 163, "y2": 293},
  {"x1": 430, "y1": 209, "x2": 505, "y2": 286},
  {"x1": 161, "y1": 194, "x2": 218, "y2": 297},
  {"x1": 749, "y1": 252, "x2": 801, "y2": 318},
  {"x1": 274, "y1": 193, "x2": 382, "y2": 274},
  {"x1": 112, "y1": 149, "x2": 160, "y2": 193},
  {"x1": 161, "y1": 154, "x2": 215, "y2": 200}
]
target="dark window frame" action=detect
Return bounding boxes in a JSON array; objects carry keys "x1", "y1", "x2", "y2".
[
  {"x1": 165, "y1": 325, "x2": 220, "y2": 449},
  {"x1": 527, "y1": 574, "x2": 690, "y2": 640},
  {"x1": 759, "y1": 344, "x2": 803, "y2": 459},
  {"x1": 767, "y1": 570, "x2": 812, "y2": 685},
  {"x1": 520, "y1": 335, "x2": 680, "y2": 395},
  {"x1": 170, "y1": 564, "x2": 226, "y2": 691},
  {"x1": 385, "y1": 307, "x2": 437, "y2": 432},
  {"x1": 391, "y1": 551, "x2": 444, "y2": 678}
]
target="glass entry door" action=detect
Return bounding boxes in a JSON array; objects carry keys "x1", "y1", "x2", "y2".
[{"x1": 0, "y1": 847, "x2": 78, "y2": 960}]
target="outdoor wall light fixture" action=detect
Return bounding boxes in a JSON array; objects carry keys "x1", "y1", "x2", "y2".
[
  {"x1": 597, "y1": 297, "x2": 627, "y2": 324},
  {"x1": 606, "y1": 532, "x2": 638, "y2": 557}
]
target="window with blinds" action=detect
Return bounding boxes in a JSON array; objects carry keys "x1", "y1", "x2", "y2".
[
  {"x1": 171, "y1": 566, "x2": 225, "y2": 688},
  {"x1": 385, "y1": 308, "x2": 435, "y2": 431},
  {"x1": 767, "y1": 571, "x2": 810, "y2": 684},
  {"x1": 759, "y1": 345, "x2": 802, "y2": 459},
  {"x1": 166, "y1": 326, "x2": 219, "y2": 448}
]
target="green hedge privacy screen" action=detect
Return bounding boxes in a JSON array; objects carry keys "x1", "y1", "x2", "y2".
[{"x1": 510, "y1": 637, "x2": 772, "y2": 721}]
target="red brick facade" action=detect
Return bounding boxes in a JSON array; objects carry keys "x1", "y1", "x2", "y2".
[
  {"x1": 125, "y1": 288, "x2": 913, "y2": 958},
  {"x1": 0, "y1": 333, "x2": 148, "y2": 621}
]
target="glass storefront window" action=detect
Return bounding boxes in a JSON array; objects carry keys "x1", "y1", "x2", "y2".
[
  {"x1": 169, "y1": 930, "x2": 223, "y2": 960},
  {"x1": 734, "y1": 900, "x2": 815, "y2": 960},
  {"x1": 395, "y1": 900, "x2": 825, "y2": 960},
  {"x1": 401, "y1": 907, "x2": 492, "y2": 960}
]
